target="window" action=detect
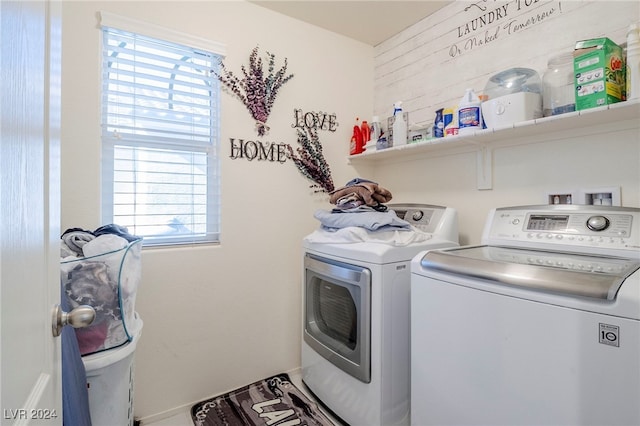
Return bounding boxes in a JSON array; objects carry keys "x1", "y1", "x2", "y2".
[{"x1": 100, "y1": 14, "x2": 223, "y2": 246}]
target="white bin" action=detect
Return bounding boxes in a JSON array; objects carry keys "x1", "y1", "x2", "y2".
[{"x1": 82, "y1": 319, "x2": 142, "y2": 426}]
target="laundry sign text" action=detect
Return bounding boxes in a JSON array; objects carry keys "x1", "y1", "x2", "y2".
[{"x1": 450, "y1": 0, "x2": 562, "y2": 57}]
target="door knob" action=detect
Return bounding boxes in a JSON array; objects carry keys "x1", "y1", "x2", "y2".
[{"x1": 52, "y1": 304, "x2": 96, "y2": 337}]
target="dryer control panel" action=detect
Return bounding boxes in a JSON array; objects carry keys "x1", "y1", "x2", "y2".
[
  {"x1": 389, "y1": 203, "x2": 459, "y2": 245},
  {"x1": 392, "y1": 205, "x2": 443, "y2": 230},
  {"x1": 483, "y1": 205, "x2": 640, "y2": 255}
]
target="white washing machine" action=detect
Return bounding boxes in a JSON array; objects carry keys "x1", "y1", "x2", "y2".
[
  {"x1": 411, "y1": 205, "x2": 640, "y2": 425},
  {"x1": 302, "y1": 203, "x2": 459, "y2": 426}
]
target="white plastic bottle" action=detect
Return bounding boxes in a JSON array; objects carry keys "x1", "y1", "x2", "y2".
[
  {"x1": 364, "y1": 116, "x2": 382, "y2": 151},
  {"x1": 457, "y1": 88, "x2": 482, "y2": 135},
  {"x1": 392, "y1": 102, "x2": 407, "y2": 146},
  {"x1": 626, "y1": 22, "x2": 640, "y2": 101}
]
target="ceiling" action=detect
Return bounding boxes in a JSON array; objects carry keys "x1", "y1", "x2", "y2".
[{"x1": 249, "y1": 1, "x2": 453, "y2": 46}]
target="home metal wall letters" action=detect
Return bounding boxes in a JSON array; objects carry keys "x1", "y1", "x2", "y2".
[
  {"x1": 229, "y1": 108, "x2": 338, "y2": 163},
  {"x1": 229, "y1": 138, "x2": 289, "y2": 163}
]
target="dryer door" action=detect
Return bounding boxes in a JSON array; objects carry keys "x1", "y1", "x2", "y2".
[{"x1": 303, "y1": 253, "x2": 371, "y2": 383}]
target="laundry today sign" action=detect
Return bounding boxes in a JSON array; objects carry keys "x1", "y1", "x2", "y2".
[
  {"x1": 229, "y1": 108, "x2": 338, "y2": 162},
  {"x1": 449, "y1": 0, "x2": 562, "y2": 57}
]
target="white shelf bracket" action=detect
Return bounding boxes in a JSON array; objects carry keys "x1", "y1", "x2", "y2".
[{"x1": 476, "y1": 145, "x2": 493, "y2": 190}]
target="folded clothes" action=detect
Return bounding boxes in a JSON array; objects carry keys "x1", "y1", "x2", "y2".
[
  {"x1": 343, "y1": 177, "x2": 376, "y2": 186},
  {"x1": 314, "y1": 209, "x2": 411, "y2": 231},
  {"x1": 329, "y1": 178, "x2": 392, "y2": 208},
  {"x1": 305, "y1": 225, "x2": 433, "y2": 246},
  {"x1": 333, "y1": 192, "x2": 364, "y2": 210}
]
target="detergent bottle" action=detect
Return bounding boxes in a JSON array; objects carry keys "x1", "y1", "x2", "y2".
[
  {"x1": 392, "y1": 102, "x2": 407, "y2": 146},
  {"x1": 361, "y1": 120, "x2": 370, "y2": 148},
  {"x1": 364, "y1": 116, "x2": 381, "y2": 151},
  {"x1": 457, "y1": 88, "x2": 482, "y2": 135},
  {"x1": 349, "y1": 117, "x2": 364, "y2": 155}
]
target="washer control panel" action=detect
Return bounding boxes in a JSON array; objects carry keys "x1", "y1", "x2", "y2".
[
  {"x1": 484, "y1": 205, "x2": 640, "y2": 253},
  {"x1": 487, "y1": 246, "x2": 640, "y2": 276}
]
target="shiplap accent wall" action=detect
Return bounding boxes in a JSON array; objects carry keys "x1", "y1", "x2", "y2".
[{"x1": 374, "y1": 0, "x2": 639, "y2": 128}]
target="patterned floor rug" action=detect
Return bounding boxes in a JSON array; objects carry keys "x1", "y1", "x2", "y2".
[{"x1": 191, "y1": 373, "x2": 335, "y2": 426}]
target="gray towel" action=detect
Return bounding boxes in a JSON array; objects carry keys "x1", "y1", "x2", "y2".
[{"x1": 61, "y1": 230, "x2": 95, "y2": 256}]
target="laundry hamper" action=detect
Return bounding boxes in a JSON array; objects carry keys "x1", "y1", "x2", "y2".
[
  {"x1": 83, "y1": 328, "x2": 142, "y2": 426},
  {"x1": 60, "y1": 237, "x2": 143, "y2": 425},
  {"x1": 61, "y1": 238, "x2": 143, "y2": 355}
]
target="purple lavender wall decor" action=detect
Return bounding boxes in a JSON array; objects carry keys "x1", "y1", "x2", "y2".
[{"x1": 214, "y1": 46, "x2": 294, "y2": 136}]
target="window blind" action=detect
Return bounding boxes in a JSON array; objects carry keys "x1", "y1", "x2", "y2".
[{"x1": 101, "y1": 25, "x2": 221, "y2": 246}]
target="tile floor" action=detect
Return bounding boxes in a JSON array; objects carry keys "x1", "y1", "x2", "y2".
[{"x1": 141, "y1": 369, "x2": 342, "y2": 425}]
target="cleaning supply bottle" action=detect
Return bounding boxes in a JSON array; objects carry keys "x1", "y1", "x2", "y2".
[
  {"x1": 443, "y1": 108, "x2": 453, "y2": 137},
  {"x1": 443, "y1": 107, "x2": 459, "y2": 136},
  {"x1": 457, "y1": 88, "x2": 482, "y2": 135},
  {"x1": 433, "y1": 108, "x2": 444, "y2": 138},
  {"x1": 392, "y1": 102, "x2": 407, "y2": 146},
  {"x1": 371, "y1": 116, "x2": 382, "y2": 142},
  {"x1": 365, "y1": 116, "x2": 382, "y2": 151},
  {"x1": 626, "y1": 22, "x2": 640, "y2": 100},
  {"x1": 350, "y1": 117, "x2": 364, "y2": 155},
  {"x1": 361, "y1": 119, "x2": 370, "y2": 147}
]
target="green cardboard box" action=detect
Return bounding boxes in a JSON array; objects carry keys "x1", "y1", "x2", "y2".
[{"x1": 573, "y1": 37, "x2": 625, "y2": 110}]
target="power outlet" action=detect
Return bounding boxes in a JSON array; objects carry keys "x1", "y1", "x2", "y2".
[
  {"x1": 545, "y1": 190, "x2": 575, "y2": 205},
  {"x1": 579, "y1": 186, "x2": 621, "y2": 206}
]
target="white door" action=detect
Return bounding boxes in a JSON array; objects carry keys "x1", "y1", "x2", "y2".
[{"x1": 1, "y1": 0, "x2": 63, "y2": 424}]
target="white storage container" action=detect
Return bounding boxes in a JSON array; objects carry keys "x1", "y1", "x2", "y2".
[
  {"x1": 83, "y1": 325, "x2": 142, "y2": 426},
  {"x1": 481, "y1": 68, "x2": 542, "y2": 128}
]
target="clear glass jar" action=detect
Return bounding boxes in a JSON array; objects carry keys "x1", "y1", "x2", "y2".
[{"x1": 542, "y1": 52, "x2": 576, "y2": 116}]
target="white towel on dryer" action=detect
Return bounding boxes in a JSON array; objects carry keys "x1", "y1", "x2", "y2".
[{"x1": 304, "y1": 225, "x2": 432, "y2": 246}]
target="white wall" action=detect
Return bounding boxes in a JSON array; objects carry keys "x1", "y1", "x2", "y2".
[
  {"x1": 60, "y1": 1, "x2": 372, "y2": 419},
  {"x1": 368, "y1": 0, "x2": 640, "y2": 244}
]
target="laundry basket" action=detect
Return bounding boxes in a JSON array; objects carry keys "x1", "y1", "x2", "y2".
[
  {"x1": 83, "y1": 326, "x2": 142, "y2": 426},
  {"x1": 60, "y1": 237, "x2": 143, "y2": 356}
]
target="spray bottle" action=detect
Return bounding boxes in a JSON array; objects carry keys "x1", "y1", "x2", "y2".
[
  {"x1": 457, "y1": 88, "x2": 482, "y2": 135},
  {"x1": 392, "y1": 102, "x2": 407, "y2": 146}
]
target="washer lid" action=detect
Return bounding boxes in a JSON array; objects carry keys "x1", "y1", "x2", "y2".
[{"x1": 420, "y1": 245, "x2": 640, "y2": 300}]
